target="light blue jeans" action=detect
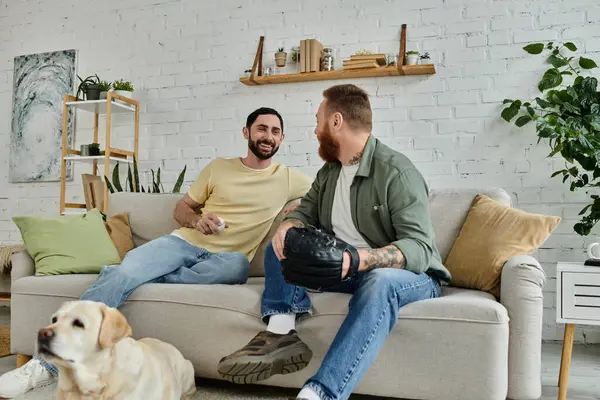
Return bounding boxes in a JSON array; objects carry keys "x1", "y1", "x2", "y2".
[
  {"x1": 38, "y1": 234, "x2": 250, "y2": 376},
  {"x1": 261, "y1": 242, "x2": 441, "y2": 400}
]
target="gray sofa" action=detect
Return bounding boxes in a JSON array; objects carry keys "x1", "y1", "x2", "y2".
[{"x1": 10, "y1": 188, "x2": 546, "y2": 400}]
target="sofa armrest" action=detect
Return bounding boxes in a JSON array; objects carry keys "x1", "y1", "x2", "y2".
[
  {"x1": 500, "y1": 254, "x2": 546, "y2": 400},
  {"x1": 11, "y1": 250, "x2": 35, "y2": 282}
]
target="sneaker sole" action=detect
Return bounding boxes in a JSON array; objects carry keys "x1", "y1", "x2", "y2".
[{"x1": 217, "y1": 341, "x2": 313, "y2": 384}]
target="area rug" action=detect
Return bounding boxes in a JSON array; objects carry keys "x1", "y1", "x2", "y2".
[{"x1": 0, "y1": 326, "x2": 10, "y2": 357}]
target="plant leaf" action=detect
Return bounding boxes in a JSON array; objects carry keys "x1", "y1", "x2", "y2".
[
  {"x1": 548, "y1": 54, "x2": 568, "y2": 68},
  {"x1": 538, "y1": 68, "x2": 563, "y2": 92},
  {"x1": 501, "y1": 105, "x2": 519, "y2": 122},
  {"x1": 579, "y1": 57, "x2": 598, "y2": 69},
  {"x1": 112, "y1": 163, "x2": 122, "y2": 192},
  {"x1": 104, "y1": 176, "x2": 115, "y2": 194},
  {"x1": 127, "y1": 164, "x2": 133, "y2": 192},
  {"x1": 564, "y1": 42, "x2": 577, "y2": 51},
  {"x1": 585, "y1": 115, "x2": 600, "y2": 131},
  {"x1": 133, "y1": 156, "x2": 140, "y2": 192},
  {"x1": 503, "y1": 99, "x2": 513, "y2": 104},
  {"x1": 535, "y1": 97, "x2": 552, "y2": 108},
  {"x1": 583, "y1": 77, "x2": 598, "y2": 93},
  {"x1": 515, "y1": 115, "x2": 533, "y2": 127},
  {"x1": 173, "y1": 165, "x2": 187, "y2": 193},
  {"x1": 523, "y1": 43, "x2": 544, "y2": 54}
]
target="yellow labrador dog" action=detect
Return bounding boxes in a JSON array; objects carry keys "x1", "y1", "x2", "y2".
[{"x1": 37, "y1": 300, "x2": 196, "y2": 400}]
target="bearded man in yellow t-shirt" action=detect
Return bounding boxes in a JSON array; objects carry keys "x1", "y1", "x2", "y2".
[{"x1": 0, "y1": 107, "x2": 314, "y2": 397}]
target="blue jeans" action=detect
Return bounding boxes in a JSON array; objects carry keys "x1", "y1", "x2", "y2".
[
  {"x1": 261, "y1": 242, "x2": 441, "y2": 400},
  {"x1": 38, "y1": 234, "x2": 250, "y2": 376}
]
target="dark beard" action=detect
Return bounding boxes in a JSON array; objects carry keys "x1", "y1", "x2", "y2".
[
  {"x1": 248, "y1": 135, "x2": 279, "y2": 160},
  {"x1": 317, "y1": 124, "x2": 340, "y2": 164}
]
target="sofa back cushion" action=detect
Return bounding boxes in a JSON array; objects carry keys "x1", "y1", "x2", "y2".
[
  {"x1": 107, "y1": 188, "x2": 512, "y2": 274},
  {"x1": 428, "y1": 187, "x2": 511, "y2": 262},
  {"x1": 107, "y1": 192, "x2": 183, "y2": 248},
  {"x1": 106, "y1": 192, "x2": 292, "y2": 277}
]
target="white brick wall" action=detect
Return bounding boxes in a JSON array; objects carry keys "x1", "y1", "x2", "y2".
[{"x1": 1, "y1": 0, "x2": 599, "y2": 343}]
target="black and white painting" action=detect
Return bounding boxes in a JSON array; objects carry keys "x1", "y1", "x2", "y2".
[{"x1": 9, "y1": 49, "x2": 77, "y2": 183}]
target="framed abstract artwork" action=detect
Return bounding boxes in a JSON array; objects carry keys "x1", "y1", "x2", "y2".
[{"x1": 9, "y1": 49, "x2": 77, "y2": 183}]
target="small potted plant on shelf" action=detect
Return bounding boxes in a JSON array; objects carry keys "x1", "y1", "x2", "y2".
[
  {"x1": 80, "y1": 142, "x2": 100, "y2": 156},
  {"x1": 98, "y1": 80, "x2": 112, "y2": 99},
  {"x1": 76, "y1": 74, "x2": 101, "y2": 100},
  {"x1": 275, "y1": 47, "x2": 287, "y2": 67},
  {"x1": 290, "y1": 46, "x2": 300, "y2": 63},
  {"x1": 112, "y1": 79, "x2": 134, "y2": 101},
  {"x1": 405, "y1": 51, "x2": 420, "y2": 65},
  {"x1": 419, "y1": 52, "x2": 430, "y2": 64}
]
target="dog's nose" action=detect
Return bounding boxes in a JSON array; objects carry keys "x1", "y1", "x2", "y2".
[{"x1": 38, "y1": 328, "x2": 54, "y2": 343}]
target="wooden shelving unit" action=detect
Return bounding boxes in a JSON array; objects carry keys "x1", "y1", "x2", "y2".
[
  {"x1": 240, "y1": 24, "x2": 435, "y2": 86},
  {"x1": 59, "y1": 92, "x2": 140, "y2": 216}
]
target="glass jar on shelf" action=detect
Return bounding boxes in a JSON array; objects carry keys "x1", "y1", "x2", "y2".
[{"x1": 321, "y1": 48, "x2": 334, "y2": 71}]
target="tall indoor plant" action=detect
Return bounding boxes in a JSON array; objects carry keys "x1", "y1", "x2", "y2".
[{"x1": 501, "y1": 41, "x2": 599, "y2": 235}]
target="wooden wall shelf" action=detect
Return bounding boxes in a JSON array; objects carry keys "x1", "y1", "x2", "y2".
[
  {"x1": 241, "y1": 24, "x2": 435, "y2": 87},
  {"x1": 240, "y1": 64, "x2": 435, "y2": 86}
]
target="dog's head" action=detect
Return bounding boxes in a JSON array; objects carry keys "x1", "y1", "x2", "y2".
[{"x1": 37, "y1": 300, "x2": 132, "y2": 366}]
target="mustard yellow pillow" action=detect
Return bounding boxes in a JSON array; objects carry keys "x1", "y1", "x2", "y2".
[{"x1": 445, "y1": 194, "x2": 560, "y2": 299}]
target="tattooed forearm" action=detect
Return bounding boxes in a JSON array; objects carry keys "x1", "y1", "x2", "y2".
[{"x1": 361, "y1": 245, "x2": 406, "y2": 271}]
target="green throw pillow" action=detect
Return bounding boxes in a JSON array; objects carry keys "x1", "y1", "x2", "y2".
[{"x1": 12, "y1": 208, "x2": 121, "y2": 276}]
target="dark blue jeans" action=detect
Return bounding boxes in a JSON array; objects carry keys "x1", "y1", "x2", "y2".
[{"x1": 260, "y1": 241, "x2": 441, "y2": 400}]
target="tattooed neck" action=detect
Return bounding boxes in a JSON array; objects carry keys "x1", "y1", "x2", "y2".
[{"x1": 348, "y1": 151, "x2": 363, "y2": 165}]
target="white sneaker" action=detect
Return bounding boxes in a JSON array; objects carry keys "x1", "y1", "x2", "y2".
[{"x1": 0, "y1": 358, "x2": 55, "y2": 398}]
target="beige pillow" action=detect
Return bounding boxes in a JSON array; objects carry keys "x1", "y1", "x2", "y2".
[{"x1": 444, "y1": 193, "x2": 560, "y2": 299}]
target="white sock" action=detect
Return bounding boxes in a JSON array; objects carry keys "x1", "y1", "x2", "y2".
[
  {"x1": 266, "y1": 314, "x2": 296, "y2": 334},
  {"x1": 297, "y1": 387, "x2": 321, "y2": 400}
]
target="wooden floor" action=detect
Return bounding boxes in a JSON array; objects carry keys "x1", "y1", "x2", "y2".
[{"x1": 1, "y1": 304, "x2": 599, "y2": 399}]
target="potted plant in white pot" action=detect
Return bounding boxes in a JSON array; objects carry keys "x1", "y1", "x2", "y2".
[
  {"x1": 405, "y1": 51, "x2": 420, "y2": 65},
  {"x1": 112, "y1": 79, "x2": 134, "y2": 103},
  {"x1": 98, "y1": 80, "x2": 112, "y2": 99},
  {"x1": 275, "y1": 47, "x2": 287, "y2": 67}
]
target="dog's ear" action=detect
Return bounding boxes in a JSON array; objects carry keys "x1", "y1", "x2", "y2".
[{"x1": 98, "y1": 304, "x2": 132, "y2": 349}]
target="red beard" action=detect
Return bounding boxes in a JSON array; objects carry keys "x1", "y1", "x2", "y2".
[{"x1": 317, "y1": 124, "x2": 340, "y2": 164}]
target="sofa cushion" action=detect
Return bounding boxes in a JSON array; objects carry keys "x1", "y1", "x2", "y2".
[
  {"x1": 104, "y1": 212, "x2": 134, "y2": 260},
  {"x1": 12, "y1": 209, "x2": 121, "y2": 276},
  {"x1": 444, "y1": 193, "x2": 560, "y2": 299},
  {"x1": 107, "y1": 192, "x2": 183, "y2": 247},
  {"x1": 11, "y1": 276, "x2": 508, "y2": 325},
  {"x1": 428, "y1": 187, "x2": 511, "y2": 262}
]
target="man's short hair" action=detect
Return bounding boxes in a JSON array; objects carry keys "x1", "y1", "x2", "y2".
[
  {"x1": 322, "y1": 84, "x2": 372, "y2": 131},
  {"x1": 246, "y1": 107, "x2": 284, "y2": 132}
]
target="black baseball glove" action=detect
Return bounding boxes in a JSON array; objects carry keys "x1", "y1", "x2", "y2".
[{"x1": 281, "y1": 226, "x2": 361, "y2": 290}]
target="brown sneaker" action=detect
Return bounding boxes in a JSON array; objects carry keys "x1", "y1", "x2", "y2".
[{"x1": 217, "y1": 330, "x2": 312, "y2": 384}]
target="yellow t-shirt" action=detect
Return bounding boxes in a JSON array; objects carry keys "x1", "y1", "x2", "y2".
[{"x1": 172, "y1": 157, "x2": 313, "y2": 261}]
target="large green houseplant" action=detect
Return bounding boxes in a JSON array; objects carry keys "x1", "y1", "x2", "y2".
[{"x1": 501, "y1": 41, "x2": 599, "y2": 235}]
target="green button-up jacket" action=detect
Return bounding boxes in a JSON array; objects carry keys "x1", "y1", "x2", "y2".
[{"x1": 285, "y1": 134, "x2": 452, "y2": 283}]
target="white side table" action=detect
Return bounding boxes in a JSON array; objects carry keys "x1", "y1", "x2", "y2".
[{"x1": 556, "y1": 262, "x2": 600, "y2": 400}]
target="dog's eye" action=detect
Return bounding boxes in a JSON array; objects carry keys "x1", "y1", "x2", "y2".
[
  {"x1": 72, "y1": 319, "x2": 84, "y2": 329},
  {"x1": 51, "y1": 317, "x2": 57, "y2": 324}
]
